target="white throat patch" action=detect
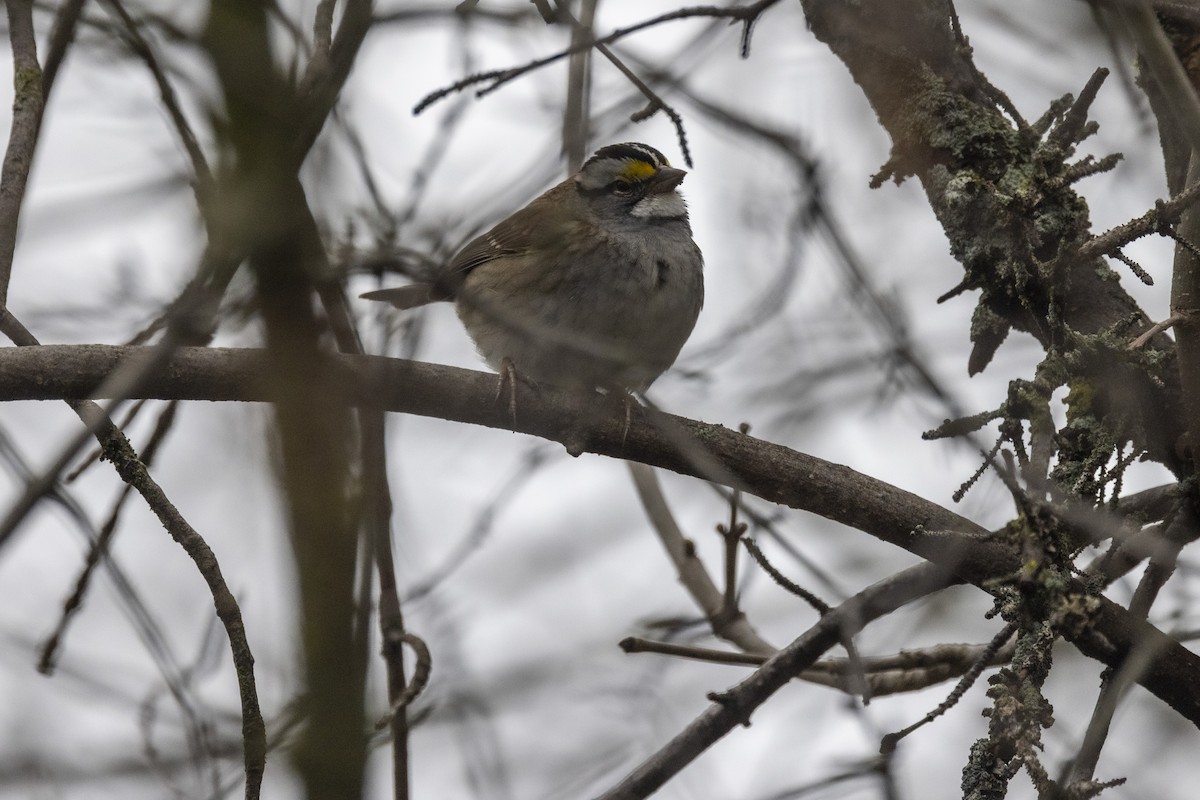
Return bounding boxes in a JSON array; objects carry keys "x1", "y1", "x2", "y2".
[{"x1": 631, "y1": 192, "x2": 687, "y2": 219}]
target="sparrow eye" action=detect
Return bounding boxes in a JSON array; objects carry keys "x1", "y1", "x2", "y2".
[{"x1": 610, "y1": 178, "x2": 634, "y2": 195}]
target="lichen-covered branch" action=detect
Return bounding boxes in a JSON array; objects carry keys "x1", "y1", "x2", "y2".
[{"x1": 800, "y1": 0, "x2": 1183, "y2": 475}]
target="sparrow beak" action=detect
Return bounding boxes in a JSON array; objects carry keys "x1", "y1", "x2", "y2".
[{"x1": 648, "y1": 166, "x2": 687, "y2": 194}]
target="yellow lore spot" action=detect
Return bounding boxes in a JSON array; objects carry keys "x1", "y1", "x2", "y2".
[{"x1": 619, "y1": 160, "x2": 657, "y2": 181}]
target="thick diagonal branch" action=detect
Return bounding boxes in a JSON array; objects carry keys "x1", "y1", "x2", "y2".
[{"x1": 4, "y1": 344, "x2": 1200, "y2": 726}]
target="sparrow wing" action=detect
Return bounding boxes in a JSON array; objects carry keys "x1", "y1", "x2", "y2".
[
  {"x1": 446, "y1": 196, "x2": 551, "y2": 278},
  {"x1": 363, "y1": 182, "x2": 569, "y2": 306},
  {"x1": 358, "y1": 214, "x2": 532, "y2": 309}
]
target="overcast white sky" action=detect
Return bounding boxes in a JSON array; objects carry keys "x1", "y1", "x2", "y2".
[{"x1": 0, "y1": 2, "x2": 1194, "y2": 798}]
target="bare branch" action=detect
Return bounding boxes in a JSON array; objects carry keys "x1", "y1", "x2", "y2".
[
  {"x1": 294, "y1": 0, "x2": 374, "y2": 163},
  {"x1": 621, "y1": 631, "x2": 1014, "y2": 696},
  {"x1": 0, "y1": 0, "x2": 44, "y2": 306}
]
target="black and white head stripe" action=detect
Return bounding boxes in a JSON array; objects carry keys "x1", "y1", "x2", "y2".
[
  {"x1": 586, "y1": 143, "x2": 668, "y2": 169},
  {"x1": 576, "y1": 142, "x2": 671, "y2": 191}
]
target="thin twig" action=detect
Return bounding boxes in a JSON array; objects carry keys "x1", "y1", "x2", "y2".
[
  {"x1": 620, "y1": 637, "x2": 766, "y2": 666},
  {"x1": 1129, "y1": 312, "x2": 1184, "y2": 349},
  {"x1": 1110, "y1": 249, "x2": 1154, "y2": 285},
  {"x1": 413, "y1": 0, "x2": 785, "y2": 113},
  {"x1": 592, "y1": 42, "x2": 693, "y2": 167},
  {"x1": 744, "y1": 536, "x2": 829, "y2": 614},
  {"x1": 373, "y1": 632, "x2": 432, "y2": 731},
  {"x1": 1078, "y1": 176, "x2": 1200, "y2": 259},
  {"x1": 743, "y1": 536, "x2": 870, "y2": 701},
  {"x1": 949, "y1": 4, "x2": 1027, "y2": 130},
  {"x1": 403, "y1": 446, "x2": 550, "y2": 602},
  {"x1": 628, "y1": 461, "x2": 775, "y2": 654},
  {"x1": 879, "y1": 622, "x2": 1018, "y2": 753},
  {"x1": 102, "y1": 0, "x2": 212, "y2": 190},
  {"x1": 334, "y1": 109, "x2": 392, "y2": 229},
  {"x1": 41, "y1": 0, "x2": 87, "y2": 97},
  {"x1": 39, "y1": 400, "x2": 181, "y2": 673},
  {"x1": 708, "y1": 483, "x2": 848, "y2": 601},
  {"x1": 1046, "y1": 67, "x2": 1108, "y2": 150},
  {"x1": 621, "y1": 635, "x2": 1012, "y2": 697},
  {"x1": 717, "y1": 484, "x2": 745, "y2": 619}
]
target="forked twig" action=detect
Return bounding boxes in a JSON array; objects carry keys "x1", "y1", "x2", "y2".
[{"x1": 628, "y1": 461, "x2": 775, "y2": 655}]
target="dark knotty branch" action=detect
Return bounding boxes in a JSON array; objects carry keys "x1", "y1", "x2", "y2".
[{"x1": 2, "y1": 343, "x2": 1200, "y2": 726}]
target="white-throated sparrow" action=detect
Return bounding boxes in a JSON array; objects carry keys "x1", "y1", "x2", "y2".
[{"x1": 362, "y1": 142, "x2": 704, "y2": 393}]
